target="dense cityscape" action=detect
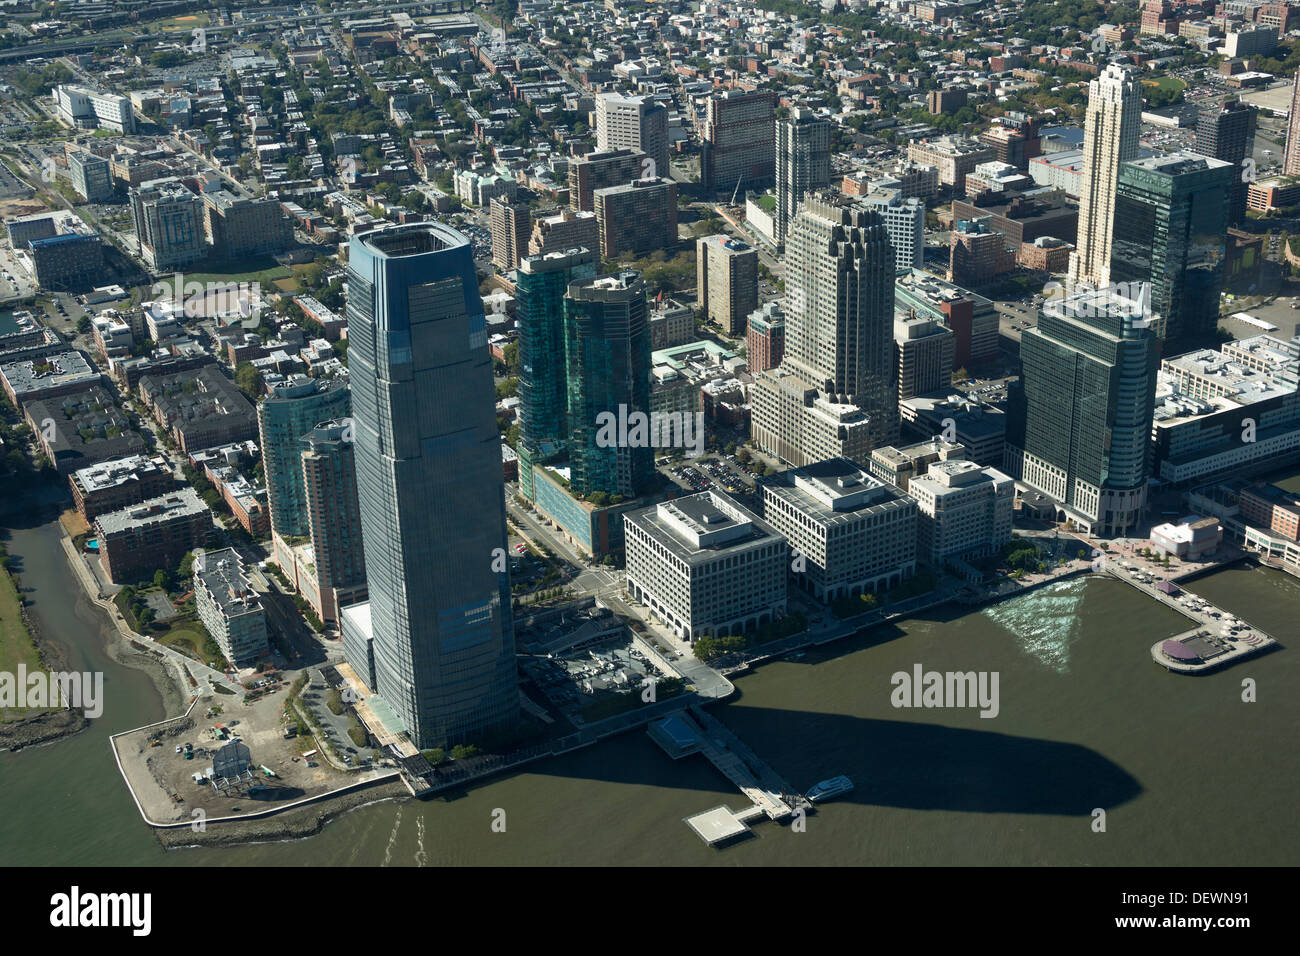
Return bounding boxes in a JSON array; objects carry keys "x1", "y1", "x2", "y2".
[{"x1": 0, "y1": 0, "x2": 1295, "y2": 895}]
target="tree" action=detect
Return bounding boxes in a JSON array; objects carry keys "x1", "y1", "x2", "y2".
[
  {"x1": 235, "y1": 362, "x2": 264, "y2": 401},
  {"x1": 153, "y1": 568, "x2": 172, "y2": 592},
  {"x1": 501, "y1": 340, "x2": 520, "y2": 376}
]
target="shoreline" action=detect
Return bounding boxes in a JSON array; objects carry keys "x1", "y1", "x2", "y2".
[
  {"x1": 0, "y1": 575, "x2": 92, "y2": 751},
  {"x1": 47, "y1": 509, "x2": 415, "y2": 847}
]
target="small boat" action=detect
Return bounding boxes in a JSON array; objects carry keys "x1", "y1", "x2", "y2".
[
  {"x1": 806, "y1": 775, "x2": 854, "y2": 803},
  {"x1": 787, "y1": 651, "x2": 806, "y2": 661}
]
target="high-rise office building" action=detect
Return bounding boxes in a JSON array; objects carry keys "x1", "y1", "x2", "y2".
[
  {"x1": 700, "y1": 89, "x2": 776, "y2": 195},
  {"x1": 894, "y1": 314, "x2": 955, "y2": 401},
  {"x1": 774, "y1": 108, "x2": 831, "y2": 248},
  {"x1": 300, "y1": 419, "x2": 367, "y2": 622},
  {"x1": 595, "y1": 93, "x2": 669, "y2": 182},
  {"x1": 1284, "y1": 69, "x2": 1300, "y2": 177},
  {"x1": 131, "y1": 177, "x2": 206, "y2": 272},
  {"x1": 489, "y1": 197, "x2": 531, "y2": 272},
  {"x1": 751, "y1": 192, "x2": 899, "y2": 466},
  {"x1": 747, "y1": 302, "x2": 786, "y2": 374},
  {"x1": 257, "y1": 375, "x2": 351, "y2": 540},
  {"x1": 1069, "y1": 63, "x2": 1143, "y2": 289},
  {"x1": 69, "y1": 151, "x2": 113, "y2": 202},
  {"x1": 1110, "y1": 152, "x2": 1233, "y2": 352},
  {"x1": 862, "y1": 190, "x2": 925, "y2": 273},
  {"x1": 563, "y1": 270, "x2": 654, "y2": 498},
  {"x1": 696, "y1": 234, "x2": 758, "y2": 335},
  {"x1": 1192, "y1": 99, "x2": 1255, "y2": 226},
  {"x1": 515, "y1": 246, "x2": 599, "y2": 500},
  {"x1": 202, "y1": 190, "x2": 293, "y2": 259},
  {"x1": 343, "y1": 223, "x2": 517, "y2": 748},
  {"x1": 1005, "y1": 285, "x2": 1159, "y2": 537}
]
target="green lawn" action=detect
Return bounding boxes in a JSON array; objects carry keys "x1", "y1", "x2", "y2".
[
  {"x1": 156, "y1": 625, "x2": 223, "y2": 669},
  {"x1": 0, "y1": 563, "x2": 43, "y2": 722},
  {"x1": 181, "y1": 257, "x2": 293, "y2": 287},
  {"x1": 1144, "y1": 76, "x2": 1187, "y2": 94}
]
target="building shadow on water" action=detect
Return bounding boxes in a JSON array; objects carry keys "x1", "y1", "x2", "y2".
[{"x1": 522, "y1": 706, "x2": 1143, "y2": 817}]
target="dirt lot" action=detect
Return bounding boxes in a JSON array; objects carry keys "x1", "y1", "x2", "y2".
[
  {"x1": 0, "y1": 198, "x2": 47, "y2": 220},
  {"x1": 114, "y1": 677, "x2": 393, "y2": 827}
]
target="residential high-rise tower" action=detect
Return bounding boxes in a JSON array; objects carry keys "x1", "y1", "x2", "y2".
[{"x1": 1069, "y1": 63, "x2": 1143, "y2": 289}]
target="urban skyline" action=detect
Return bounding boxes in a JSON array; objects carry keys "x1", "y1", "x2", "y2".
[{"x1": 0, "y1": 0, "x2": 1295, "y2": 890}]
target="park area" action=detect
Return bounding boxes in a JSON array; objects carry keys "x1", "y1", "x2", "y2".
[{"x1": 0, "y1": 548, "x2": 43, "y2": 721}]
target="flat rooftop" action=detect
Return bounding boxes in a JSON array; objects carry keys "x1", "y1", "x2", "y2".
[
  {"x1": 630, "y1": 490, "x2": 780, "y2": 563},
  {"x1": 764, "y1": 457, "x2": 912, "y2": 523},
  {"x1": 97, "y1": 487, "x2": 206, "y2": 534},
  {"x1": 195, "y1": 548, "x2": 261, "y2": 618}
]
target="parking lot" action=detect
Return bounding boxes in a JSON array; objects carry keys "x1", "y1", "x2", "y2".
[{"x1": 661, "y1": 452, "x2": 758, "y2": 498}]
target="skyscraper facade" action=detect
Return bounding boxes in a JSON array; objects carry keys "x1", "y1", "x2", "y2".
[
  {"x1": 489, "y1": 197, "x2": 531, "y2": 272},
  {"x1": 1192, "y1": 99, "x2": 1255, "y2": 227},
  {"x1": 751, "y1": 192, "x2": 899, "y2": 466},
  {"x1": 1284, "y1": 69, "x2": 1300, "y2": 177},
  {"x1": 1005, "y1": 286, "x2": 1159, "y2": 537},
  {"x1": 300, "y1": 418, "x2": 368, "y2": 621},
  {"x1": 1110, "y1": 152, "x2": 1232, "y2": 352},
  {"x1": 563, "y1": 271, "x2": 654, "y2": 498},
  {"x1": 696, "y1": 234, "x2": 759, "y2": 335},
  {"x1": 344, "y1": 223, "x2": 517, "y2": 748},
  {"x1": 700, "y1": 89, "x2": 776, "y2": 195},
  {"x1": 774, "y1": 108, "x2": 831, "y2": 248},
  {"x1": 257, "y1": 375, "x2": 351, "y2": 540},
  {"x1": 515, "y1": 246, "x2": 598, "y2": 501},
  {"x1": 1069, "y1": 64, "x2": 1143, "y2": 289},
  {"x1": 595, "y1": 94, "x2": 669, "y2": 181}
]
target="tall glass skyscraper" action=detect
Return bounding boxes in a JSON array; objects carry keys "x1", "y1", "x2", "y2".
[
  {"x1": 1005, "y1": 286, "x2": 1159, "y2": 537},
  {"x1": 344, "y1": 224, "x2": 517, "y2": 749},
  {"x1": 562, "y1": 270, "x2": 654, "y2": 499},
  {"x1": 515, "y1": 246, "x2": 597, "y2": 501},
  {"x1": 1110, "y1": 152, "x2": 1232, "y2": 353},
  {"x1": 258, "y1": 376, "x2": 351, "y2": 540},
  {"x1": 1192, "y1": 99, "x2": 1255, "y2": 227}
]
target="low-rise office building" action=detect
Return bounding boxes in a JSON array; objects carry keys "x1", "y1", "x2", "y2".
[
  {"x1": 760, "y1": 458, "x2": 918, "y2": 602},
  {"x1": 908, "y1": 459, "x2": 1014, "y2": 564},
  {"x1": 870, "y1": 438, "x2": 968, "y2": 492},
  {"x1": 625, "y1": 490, "x2": 787, "y2": 641}
]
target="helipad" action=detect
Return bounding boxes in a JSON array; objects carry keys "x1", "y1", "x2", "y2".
[{"x1": 684, "y1": 806, "x2": 751, "y2": 846}]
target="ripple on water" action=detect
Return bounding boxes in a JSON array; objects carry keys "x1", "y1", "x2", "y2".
[{"x1": 980, "y1": 578, "x2": 1088, "y2": 674}]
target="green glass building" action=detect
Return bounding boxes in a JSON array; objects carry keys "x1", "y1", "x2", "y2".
[
  {"x1": 563, "y1": 270, "x2": 654, "y2": 499},
  {"x1": 1006, "y1": 286, "x2": 1159, "y2": 537},
  {"x1": 515, "y1": 246, "x2": 597, "y2": 501},
  {"x1": 1109, "y1": 152, "x2": 1232, "y2": 353},
  {"x1": 257, "y1": 375, "x2": 351, "y2": 540}
]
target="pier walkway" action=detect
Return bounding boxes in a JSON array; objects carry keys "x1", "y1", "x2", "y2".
[{"x1": 1098, "y1": 563, "x2": 1279, "y2": 673}]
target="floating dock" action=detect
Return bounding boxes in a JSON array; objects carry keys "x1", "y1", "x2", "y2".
[{"x1": 651, "y1": 707, "x2": 818, "y2": 845}]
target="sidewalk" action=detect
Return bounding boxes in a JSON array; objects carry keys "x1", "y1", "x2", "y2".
[{"x1": 59, "y1": 532, "x2": 239, "y2": 698}]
